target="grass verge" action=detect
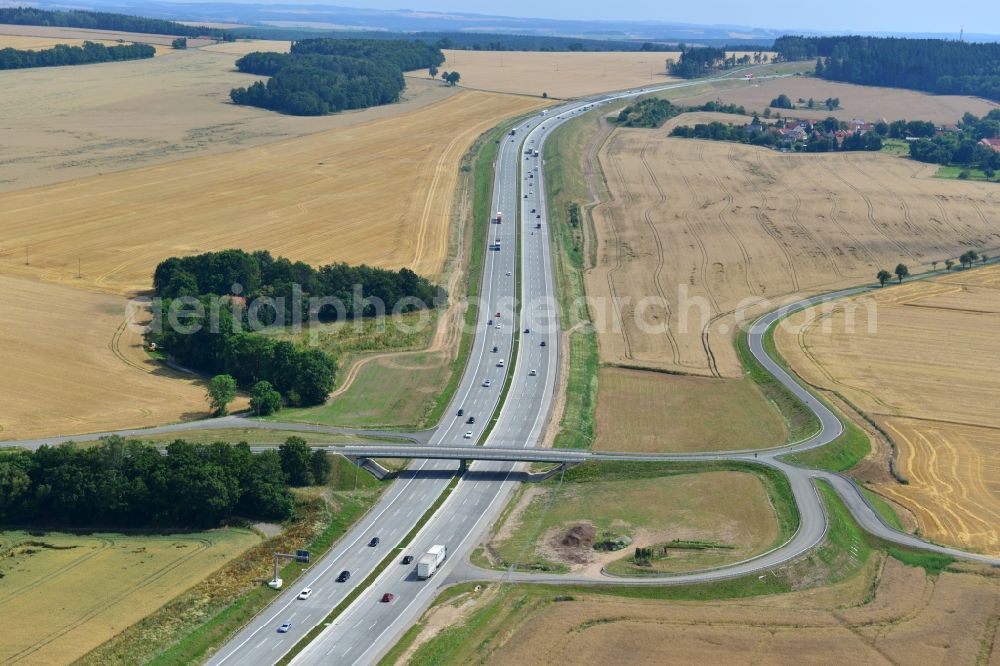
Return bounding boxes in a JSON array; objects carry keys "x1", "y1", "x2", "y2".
[
  {"x1": 859, "y1": 486, "x2": 905, "y2": 531},
  {"x1": 736, "y1": 324, "x2": 819, "y2": 444},
  {"x1": 781, "y1": 416, "x2": 869, "y2": 471},
  {"x1": 551, "y1": 327, "x2": 598, "y2": 449}
]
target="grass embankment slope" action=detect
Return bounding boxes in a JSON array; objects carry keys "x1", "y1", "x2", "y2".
[
  {"x1": 384, "y1": 484, "x2": 997, "y2": 666},
  {"x1": 0, "y1": 528, "x2": 260, "y2": 665},
  {"x1": 776, "y1": 264, "x2": 1000, "y2": 555}
]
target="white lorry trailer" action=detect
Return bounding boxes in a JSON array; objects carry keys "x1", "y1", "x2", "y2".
[{"x1": 416, "y1": 544, "x2": 447, "y2": 580}]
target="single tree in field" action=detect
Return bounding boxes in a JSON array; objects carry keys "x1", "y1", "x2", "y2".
[
  {"x1": 877, "y1": 269, "x2": 892, "y2": 287},
  {"x1": 171, "y1": 37, "x2": 187, "y2": 50},
  {"x1": 444, "y1": 71, "x2": 461, "y2": 86},
  {"x1": 945, "y1": 258, "x2": 955, "y2": 271},
  {"x1": 894, "y1": 263, "x2": 909, "y2": 283},
  {"x1": 250, "y1": 380, "x2": 282, "y2": 416},
  {"x1": 931, "y1": 260, "x2": 938, "y2": 271},
  {"x1": 279, "y1": 436, "x2": 313, "y2": 486},
  {"x1": 982, "y1": 254, "x2": 989, "y2": 264},
  {"x1": 206, "y1": 374, "x2": 237, "y2": 417},
  {"x1": 960, "y1": 249, "x2": 978, "y2": 268},
  {"x1": 428, "y1": 65, "x2": 438, "y2": 78}
]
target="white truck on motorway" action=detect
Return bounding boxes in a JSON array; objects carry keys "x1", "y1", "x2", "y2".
[{"x1": 416, "y1": 544, "x2": 447, "y2": 579}]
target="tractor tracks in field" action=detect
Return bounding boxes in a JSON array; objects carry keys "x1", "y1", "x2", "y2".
[
  {"x1": 820, "y1": 159, "x2": 918, "y2": 264},
  {"x1": 602, "y1": 149, "x2": 635, "y2": 361},
  {"x1": 637, "y1": 135, "x2": 681, "y2": 366}
]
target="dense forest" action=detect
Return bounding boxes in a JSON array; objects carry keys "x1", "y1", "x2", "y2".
[
  {"x1": 149, "y1": 249, "x2": 442, "y2": 406},
  {"x1": 230, "y1": 38, "x2": 444, "y2": 115},
  {"x1": 0, "y1": 438, "x2": 299, "y2": 528},
  {"x1": 773, "y1": 35, "x2": 1000, "y2": 102},
  {"x1": 0, "y1": 41, "x2": 154, "y2": 70},
  {"x1": 667, "y1": 46, "x2": 758, "y2": 78},
  {"x1": 0, "y1": 7, "x2": 232, "y2": 39},
  {"x1": 152, "y1": 249, "x2": 442, "y2": 316}
]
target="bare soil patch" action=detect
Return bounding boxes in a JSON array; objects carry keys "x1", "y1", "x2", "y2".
[{"x1": 776, "y1": 265, "x2": 1000, "y2": 555}]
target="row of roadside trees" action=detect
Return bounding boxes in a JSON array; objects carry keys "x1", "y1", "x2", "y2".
[{"x1": 877, "y1": 250, "x2": 989, "y2": 287}]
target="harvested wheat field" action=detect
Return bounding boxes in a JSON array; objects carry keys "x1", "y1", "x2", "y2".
[
  {"x1": 200, "y1": 38, "x2": 292, "y2": 55},
  {"x1": 775, "y1": 265, "x2": 1000, "y2": 554},
  {"x1": 438, "y1": 49, "x2": 680, "y2": 99},
  {"x1": 586, "y1": 129, "x2": 1000, "y2": 379},
  {"x1": 0, "y1": 90, "x2": 542, "y2": 293},
  {"x1": 0, "y1": 275, "x2": 247, "y2": 439},
  {"x1": 594, "y1": 367, "x2": 786, "y2": 451},
  {"x1": 0, "y1": 24, "x2": 217, "y2": 47},
  {"x1": 476, "y1": 560, "x2": 1000, "y2": 666},
  {"x1": 0, "y1": 48, "x2": 457, "y2": 191},
  {"x1": 0, "y1": 528, "x2": 259, "y2": 665},
  {"x1": 0, "y1": 35, "x2": 122, "y2": 50},
  {"x1": 671, "y1": 75, "x2": 998, "y2": 124}
]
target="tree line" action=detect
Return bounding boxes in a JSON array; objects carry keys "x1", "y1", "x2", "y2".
[
  {"x1": 0, "y1": 7, "x2": 233, "y2": 40},
  {"x1": 230, "y1": 38, "x2": 444, "y2": 116},
  {"x1": 0, "y1": 41, "x2": 154, "y2": 70},
  {"x1": 773, "y1": 35, "x2": 1000, "y2": 103},
  {"x1": 153, "y1": 249, "x2": 443, "y2": 319},
  {"x1": 615, "y1": 98, "x2": 747, "y2": 128},
  {"x1": 769, "y1": 94, "x2": 839, "y2": 111},
  {"x1": 669, "y1": 117, "x2": 883, "y2": 152},
  {"x1": 0, "y1": 438, "x2": 282, "y2": 528},
  {"x1": 877, "y1": 250, "x2": 990, "y2": 286}
]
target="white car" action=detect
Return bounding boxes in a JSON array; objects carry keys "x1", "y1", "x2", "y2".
[
  {"x1": 498, "y1": 359, "x2": 505, "y2": 367},
  {"x1": 464, "y1": 431, "x2": 473, "y2": 439},
  {"x1": 297, "y1": 588, "x2": 313, "y2": 600},
  {"x1": 483, "y1": 378, "x2": 492, "y2": 387},
  {"x1": 529, "y1": 369, "x2": 537, "y2": 376},
  {"x1": 496, "y1": 323, "x2": 502, "y2": 329}
]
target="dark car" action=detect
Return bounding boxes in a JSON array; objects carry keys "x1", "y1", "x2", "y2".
[
  {"x1": 337, "y1": 570, "x2": 351, "y2": 582},
  {"x1": 467, "y1": 416, "x2": 475, "y2": 424},
  {"x1": 457, "y1": 408, "x2": 464, "y2": 417},
  {"x1": 524, "y1": 328, "x2": 530, "y2": 334},
  {"x1": 381, "y1": 592, "x2": 395, "y2": 603},
  {"x1": 402, "y1": 555, "x2": 414, "y2": 565},
  {"x1": 487, "y1": 319, "x2": 493, "y2": 325},
  {"x1": 492, "y1": 345, "x2": 498, "y2": 353},
  {"x1": 541, "y1": 340, "x2": 547, "y2": 347},
  {"x1": 368, "y1": 537, "x2": 380, "y2": 547}
]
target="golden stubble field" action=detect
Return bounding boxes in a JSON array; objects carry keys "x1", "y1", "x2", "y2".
[
  {"x1": 481, "y1": 560, "x2": 1000, "y2": 665},
  {"x1": 438, "y1": 49, "x2": 680, "y2": 99},
  {"x1": 670, "y1": 75, "x2": 999, "y2": 125},
  {"x1": 0, "y1": 275, "x2": 248, "y2": 438},
  {"x1": 587, "y1": 127, "x2": 1000, "y2": 379},
  {"x1": 0, "y1": 24, "x2": 217, "y2": 47},
  {"x1": 0, "y1": 528, "x2": 259, "y2": 665},
  {"x1": 0, "y1": 89, "x2": 541, "y2": 293},
  {"x1": 775, "y1": 266, "x2": 1000, "y2": 554},
  {"x1": 0, "y1": 44, "x2": 458, "y2": 191},
  {"x1": 0, "y1": 86, "x2": 541, "y2": 439}
]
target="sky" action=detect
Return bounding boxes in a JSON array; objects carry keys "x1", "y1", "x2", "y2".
[{"x1": 240, "y1": 0, "x2": 998, "y2": 36}]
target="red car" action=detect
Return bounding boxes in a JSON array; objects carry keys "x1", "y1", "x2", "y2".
[{"x1": 381, "y1": 592, "x2": 395, "y2": 603}]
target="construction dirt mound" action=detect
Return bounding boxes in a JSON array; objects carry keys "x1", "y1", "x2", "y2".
[{"x1": 560, "y1": 523, "x2": 596, "y2": 549}]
